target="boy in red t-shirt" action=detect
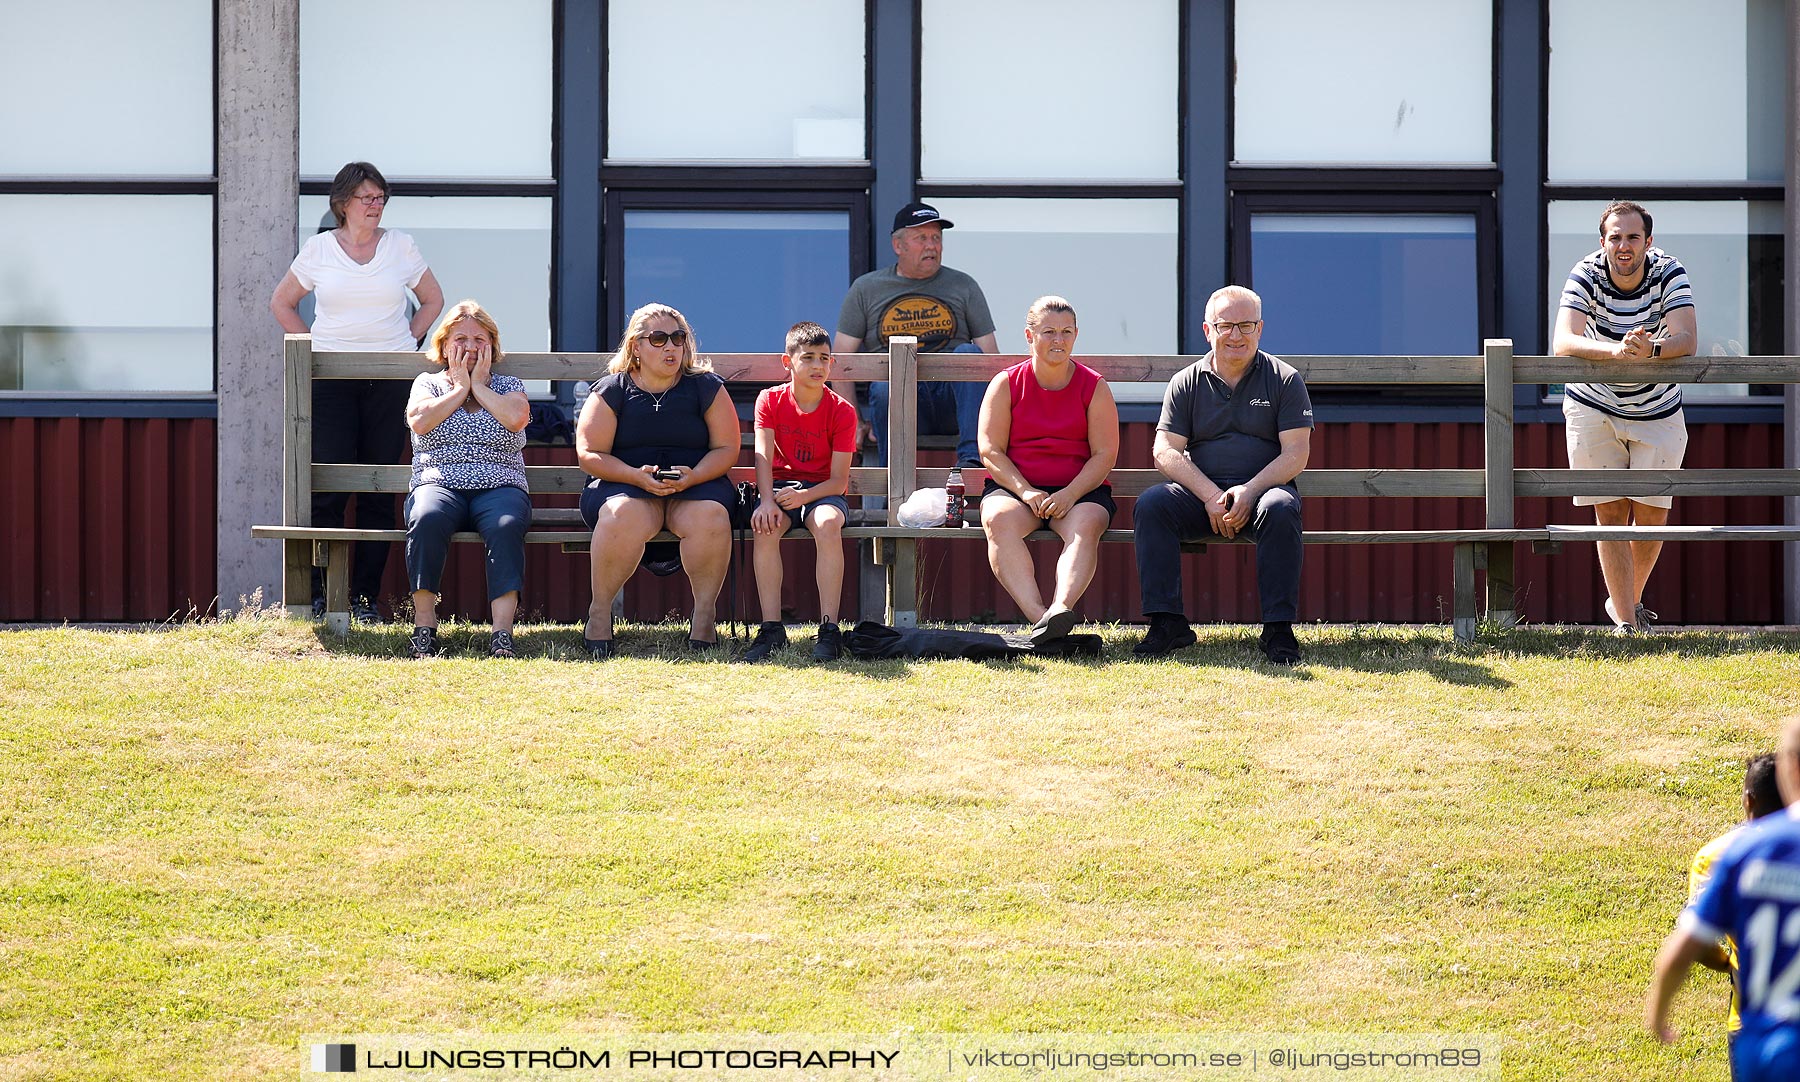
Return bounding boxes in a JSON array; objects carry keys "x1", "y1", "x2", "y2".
[{"x1": 745, "y1": 321, "x2": 859, "y2": 662}]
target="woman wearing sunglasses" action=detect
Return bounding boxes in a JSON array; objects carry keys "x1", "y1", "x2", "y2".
[
  {"x1": 575, "y1": 303, "x2": 739, "y2": 657},
  {"x1": 270, "y1": 160, "x2": 445, "y2": 624}
]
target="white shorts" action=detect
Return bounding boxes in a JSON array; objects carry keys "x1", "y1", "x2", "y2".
[{"x1": 1562, "y1": 399, "x2": 1688, "y2": 508}]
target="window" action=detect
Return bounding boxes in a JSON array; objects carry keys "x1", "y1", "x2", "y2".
[
  {"x1": 1548, "y1": 0, "x2": 1787, "y2": 183},
  {"x1": 1249, "y1": 213, "x2": 1481, "y2": 355},
  {"x1": 0, "y1": 0, "x2": 212, "y2": 175},
  {"x1": 606, "y1": 0, "x2": 864, "y2": 161},
  {"x1": 923, "y1": 198, "x2": 1179, "y2": 402},
  {"x1": 300, "y1": 0, "x2": 553, "y2": 178},
  {"x1": 920, "y1": 0, "x2": 1178, "y2": 181},
  {"x1": 0, "y1": 196, "x2": 213, "y2": 392},
  {"x1": 300, "y1": 195, "x2": 553, "y2": 393},
  {"x1": 618, "y1": 209, "x2": 852, "y2": 353},
  {"x1": 1234, "y1": 0, "x2": 1492, "y2": 165}
]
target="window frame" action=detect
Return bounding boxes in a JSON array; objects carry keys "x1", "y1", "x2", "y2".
[{"x1": 1229, "y1": 183, "x2": 1499, "y2": 405}]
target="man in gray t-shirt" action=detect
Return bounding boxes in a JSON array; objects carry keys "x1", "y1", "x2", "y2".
[
  {"x1": 834, "y1": 202, "x2": 998, "y2": 467},
  {"x1": 1133, "y1": 286, "x2": 1314, "y2": 664}
]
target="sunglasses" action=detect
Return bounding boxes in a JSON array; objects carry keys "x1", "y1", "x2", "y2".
[{"x1": 638, "y1": 330, "x2": 689, "y2": 347}]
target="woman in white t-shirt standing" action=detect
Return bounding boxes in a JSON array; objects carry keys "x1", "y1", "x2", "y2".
[{"x1": 270, "y1": 161, "x2": 445, "y2": 623}]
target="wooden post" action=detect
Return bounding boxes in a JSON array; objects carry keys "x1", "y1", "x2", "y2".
[
  {"x1": 885, "y1": 337, "x2": 920, "y2": 627},
  {"x1": 1483, "y1": 339, "x2": 1516, "y2": 628},
  {"x1": 1453, "y1": 542, "x2": 1476, "y2": 643},
  {"x1": 323, "y1": 541, "x2": 351, "y2": 635},
  {"x1": 282, "y1": 334, "x2": 314, "y2": 617}
]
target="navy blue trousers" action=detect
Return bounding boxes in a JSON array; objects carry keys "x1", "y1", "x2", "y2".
[
  {"x1": 865, "y1": 342, "x2": 985, "y2": 467},
  {"x1": 404, "y1": 485, "x2": 531, "y2": 602},
  {"x1": 1133, "y1": 481, "x2": 1302, "y2": 622}
]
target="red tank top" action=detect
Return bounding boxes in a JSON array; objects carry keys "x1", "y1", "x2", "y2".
[{"x1": 1004, "y1": 359, "x2": 1100, "y2": 488}]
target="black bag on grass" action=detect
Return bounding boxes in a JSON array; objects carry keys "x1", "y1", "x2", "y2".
[{"x1": 844, "y1": 621, "x2": 1102, "y2": 661}]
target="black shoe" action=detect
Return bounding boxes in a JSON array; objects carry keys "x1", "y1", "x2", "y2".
[
  {"x1": 311, "y1": 596, "x2": 326, "y2": 619},
  {"x1": 812, "y1": 621, "x2": 843, "y2": 661},
  {"x1": 583, "y1": 637, "x2": 615, "y2": 660},
  {"x1": 743, "y1": 622, "x2": 787, "y2": 663},
  {"x1": 489, "y1": 630, "x2": 515, "y2": 658},
  {"x1": 1259, "y1": 622, "x2": 1302, "y2": 665},
  {"x1": 408, "y1": 626, "x2": 438, "y2": 659},
  {"x1": 352, "y1": 598, "x2": 382, "y2": 625},
  {"x1": 1132, "y1": 614, "x2": 1197, "y2": 657},
  {"x1": 1029, "y1": 605, "x2": 1078, "y2": 646}
]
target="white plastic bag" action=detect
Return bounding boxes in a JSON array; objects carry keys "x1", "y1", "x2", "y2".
[{"x1": 896, "y1": 487, "x2": 949, "y2": 528}]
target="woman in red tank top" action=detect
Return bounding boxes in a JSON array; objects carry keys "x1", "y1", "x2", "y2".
[{"x1": 976, "y1": 297, "x2": 1120, "y2": 644}]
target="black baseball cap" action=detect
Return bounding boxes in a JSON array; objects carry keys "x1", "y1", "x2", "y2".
[{"x1": 892, "y1": 201, "x2": 954, "y2": 233}]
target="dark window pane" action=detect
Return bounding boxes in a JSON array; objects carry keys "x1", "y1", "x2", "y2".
[
  {"x1": 1250, "y1": 213, "x2": 1479, "y2": 355},
  {"x1": 622, "y1": 210, "x2": 850, "y2": 353}
]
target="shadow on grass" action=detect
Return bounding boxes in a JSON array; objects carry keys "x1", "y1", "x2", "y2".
[{"x1": 293, "y1": 619, "x2": 1794, "y2": 682}]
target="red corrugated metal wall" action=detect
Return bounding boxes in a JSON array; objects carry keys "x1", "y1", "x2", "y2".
[
  {"x1": 2, "y1": 417, "x2": 217, "y2": 622},
  {"x1": 0, "y1": 418, "x2": 1787, "y2": 626}
]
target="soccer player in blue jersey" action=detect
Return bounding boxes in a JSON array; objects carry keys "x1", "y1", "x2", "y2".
[{"x1": 1648, "y1": 715, "x2": 1800, "y2": 1080}]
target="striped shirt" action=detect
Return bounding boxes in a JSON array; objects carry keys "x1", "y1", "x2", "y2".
[{"x1": 1559, "y1": 247, "x2": 1694, "y2": 419}]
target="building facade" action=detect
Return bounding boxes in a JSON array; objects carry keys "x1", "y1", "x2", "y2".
[{"x1": 2, "y1": 0, "x2": 1796, "y2": 624}]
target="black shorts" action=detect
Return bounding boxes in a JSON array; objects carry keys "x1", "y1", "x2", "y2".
[{"x1": 980, "y1": 478, "x2": 1116, "y2": 528}]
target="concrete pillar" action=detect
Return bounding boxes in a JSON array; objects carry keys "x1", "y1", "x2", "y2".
[
  {"x1": 215, "y1": 0, "x2": 299, "y2": 613},
  {"x1": 1787, "y1": 0, "x2": 1799, "y2": 624}
]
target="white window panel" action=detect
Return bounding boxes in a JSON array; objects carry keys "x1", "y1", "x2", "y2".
[
  {"x1": 607, "y1": 0, "x2": 865, "y2": 161},
  {"x1": 1234, "y1": 0, "x2": 1492, "y2": 165},
  {"x1": 0, "y1": 196, "x2": 213, "y2": 391},
  {"x1": 921, "y1": 0, "x2": 1177, "y2": 182},
  {"x1": 0, "y1": 0, "x2": 212, "y2": 175},
  {"x1": 1547, "y1": 200, "x2": 1784, "y2": 399},
  {"x1": 1549, "y1": 0, "x2": 1786, "y2": 183},
  {"x1": 301, "y1": 0, "x2": 552, "y2": 178},
  {"x1": 924, "y1": 198, "x2": 1179, "y2": 403}
]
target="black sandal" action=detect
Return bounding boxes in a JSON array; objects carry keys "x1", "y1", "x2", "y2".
[
  {"x1": 408, "y1": 626, "x2": 439, "y2": 659},
  {"x1": 583, "y1": 637, "x2": 616, "y2": 660},
  {"x1": 490, "y1": 630, "x2": 516, "y2": 658}
]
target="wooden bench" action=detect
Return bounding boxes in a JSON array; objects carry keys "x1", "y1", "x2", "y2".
[
  {"x1": 252, "y1": 335, "x2": 934, "y2": 633},
  {"x1": 870, "y1": 338, "x2": 1547, "y2": 640},
  {"x1": 254, "y1": 334, "x2": 1800, "y2": 641}
]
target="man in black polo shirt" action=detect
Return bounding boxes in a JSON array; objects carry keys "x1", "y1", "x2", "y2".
[{"x1": 1132, "y1": 285, "x2": 1314, "y2": 664}]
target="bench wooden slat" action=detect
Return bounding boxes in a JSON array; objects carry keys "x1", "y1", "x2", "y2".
[
  {"x1": 1515, "y1": 468, "x2": 1800, "y2": 496},
  {"x1": 312, "y1": 463, "x2": 893, "y2": 495}
]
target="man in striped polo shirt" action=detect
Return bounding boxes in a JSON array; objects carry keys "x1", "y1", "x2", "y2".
[{"x1": 1552, "y1": 200, "x2": 1697, "y2": 634}]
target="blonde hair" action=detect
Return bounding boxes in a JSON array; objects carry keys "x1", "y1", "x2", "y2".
[
  {"x1": 607, "y1": 303, "x2": 712, "y2": 376},
  {"x1": 1025, "y1": 295, "x2": 1077, "y2": 330},
  {"x1": 427, "y1": 300, "x2": 504, "y2": 367},
  {"x1": 1205, "y1": 285, "x2": 1262, "y2": 323}
]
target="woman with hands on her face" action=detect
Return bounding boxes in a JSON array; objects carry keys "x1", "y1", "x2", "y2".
[
  {"x1": 977, "y1": 296, "x2": 1119, "y2": 645},
  {"x1": 402, "y1": 300, "x2": 532, "y2": 659},
  {"x1": 575, "y1": 303, "x2": 739, "y2": 658}
]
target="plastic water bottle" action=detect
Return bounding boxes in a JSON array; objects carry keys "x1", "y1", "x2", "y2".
[{"x1": 945, "y1": 468, "x2": 966, "y2": 528}]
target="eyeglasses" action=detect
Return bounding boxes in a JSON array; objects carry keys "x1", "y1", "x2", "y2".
[
  {"x1": 352, "y1": 194, "x2": 389, "y2": 207},
  {"x1": 1210, "y1": 319, "x2": 1261, "y2": 337},
  {"x1": 638, "y1": 330, "x2": 688, "y2": 347}
]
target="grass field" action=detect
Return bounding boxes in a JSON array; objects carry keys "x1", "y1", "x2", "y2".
[{"x1": 2, "y1": 617, "x2": 1795, "y2": 1080}]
